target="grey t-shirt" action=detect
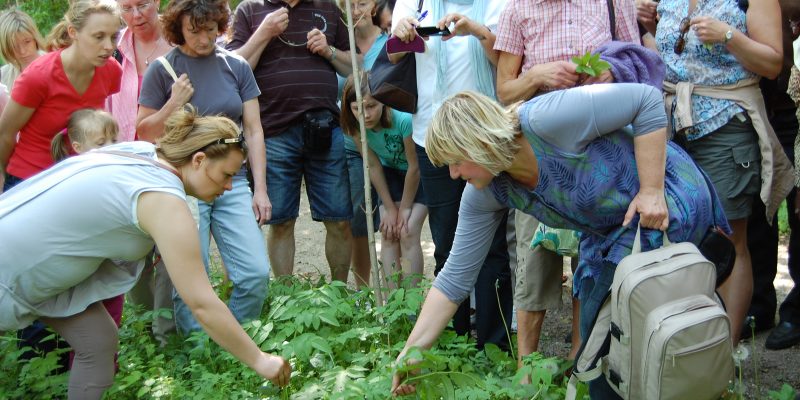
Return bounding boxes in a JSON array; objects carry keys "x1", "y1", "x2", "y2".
[
  {"x1": 431, "y1": 84, "x2": 667, "y2": 304},
  {"x1": 139, "y1": 47, "x2": 260, "y2": 125}
]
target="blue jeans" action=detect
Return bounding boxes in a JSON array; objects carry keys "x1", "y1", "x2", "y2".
[
  {"x1": 173, "y1": 175, "x2": 271, "y2": 334},
  {"x1": 266, "y1": 124, "x2": 352, "y2": 224},
  {"x1": 415, "y1": 144, "x2": 513, "y2": 350},
  {"x1": 346, "y1": 148, "x2": 379, "y2": 237},
  {"x1": 578, "y1": 262, "x2": 622, "y2": 400},
  {"x1": 3, "y1": 173, "x2": 23, "y2": 192}
]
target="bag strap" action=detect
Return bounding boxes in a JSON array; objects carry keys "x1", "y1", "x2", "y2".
[
  {"x1": 156, "y1": 56, "x2": 179, "y2": 83},
  {"x1": 96, "y1": 150, "x2": 182, "y2": 179},
  {"x1": 606, "y1": 0, "x2": 617, "y2": 41}
]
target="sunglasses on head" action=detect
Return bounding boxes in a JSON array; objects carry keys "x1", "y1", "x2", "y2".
[
  {"x1": 202, "y1": 133, "x2": 247, "y2": 152},
  {"x1": 674, "y1": 17, "x2": 691, "y2": 55}
]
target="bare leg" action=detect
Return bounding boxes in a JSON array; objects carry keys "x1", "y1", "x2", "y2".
[
  {"x1": 717, "y1": 218, "x2": 752, "y2": 346},
  {"x1": 41, "y1": 302, "x2": 118, "y2": 400},
  {"x1": 268, "y1": 219, "x2": 296, "y2": 277},
  {"x1": 569, "y1": 298, "x2": 581, "y2": 360},
  {"x1": 378, "y1": 205, "x2": 402, "y2": 289},
  {"x1": 351, "y1": 236, "x2": 372, "y2": 289},
  {"x1": 399, "y1": 203, "x2": 428, "y2": 289},
  {"x1": 324, "y1": 220, "x2": 352, "y2": 282},
  {"x1": 516, "y1": 309, "x2": 546, "y2": 369}
]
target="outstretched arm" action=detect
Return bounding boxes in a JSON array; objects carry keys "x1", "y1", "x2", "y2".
[{"x1": 137, "y1": 192, "x2": 291, "y2": 386}]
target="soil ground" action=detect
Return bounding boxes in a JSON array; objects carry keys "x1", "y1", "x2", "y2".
[{"x1": 244, "y1": 187, "x2": 800, "y2": 399}]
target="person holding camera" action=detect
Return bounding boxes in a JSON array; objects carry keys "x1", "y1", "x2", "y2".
[
  {"x1": 228, "y1": 0, "x2": 357, "y2": 283},
  {"x1": 136, "y1": 0, "x2": 270, "y2": 335}
]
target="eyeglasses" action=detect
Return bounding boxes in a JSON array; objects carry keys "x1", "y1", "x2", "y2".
[
  {"x1": 121, "y1": 1, "x2": 154, "y2": 15},
  {"x1": 673, "y1": 17, "x2": 691, "y2": 55},
  {"x1": 202, "y1": 134, "x2": 247, "y2": 152},
  {"x1": 276, "y1": 11, "x2": 329, "y2": 47}
]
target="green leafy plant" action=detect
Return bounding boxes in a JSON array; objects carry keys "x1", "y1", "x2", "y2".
[{"x1": 571, "y1": 51, "x2": 611, "y2": 77}]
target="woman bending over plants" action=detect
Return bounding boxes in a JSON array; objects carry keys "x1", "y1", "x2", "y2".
[
  {"x1": 0, "y1": 108, "x2": 290, "y2": 400},
  {"x1": 390, "y1": 83, "x2": 730, "y2": 397},
  {"x1": 341, "y1": 72, "x2": 427, "y2": 289}
]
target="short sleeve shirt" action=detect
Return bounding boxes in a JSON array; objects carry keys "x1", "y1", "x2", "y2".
[
  {"x1": 493, "y1": 0, "x2": 639, "y2": 73},
  {"x1": 228, "y1": 0, "x2": 351, "y2": 137},
  {"x1": 366, "y1": 109, "x2": 413, "y2": 170},
  {"x1": 8, "y1": 50, "x2": 122, "y2": 178},
  {"x1": 139, "y1": 47, "x2": 260, "y2": 126}
]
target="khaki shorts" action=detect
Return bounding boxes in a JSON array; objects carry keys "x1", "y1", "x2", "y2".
[
  {"x1": 683, "y1": 116, "x2": 761, "y2": 220},
  {"x1": 510, "y1": 212, "x2": 565, "y2": 311}
]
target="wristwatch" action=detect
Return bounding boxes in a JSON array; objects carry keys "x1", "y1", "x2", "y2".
[{"x1": 723, "y1": 29, "x2": 734, "y2": 44}]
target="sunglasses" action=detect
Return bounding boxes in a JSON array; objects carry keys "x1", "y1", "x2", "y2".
[
  {"x1": 674, "y1": 17, "x2": 691, "y2": 55},
  {"x1": 202, "y1": 134, "x2": 247, "y2": 152}
]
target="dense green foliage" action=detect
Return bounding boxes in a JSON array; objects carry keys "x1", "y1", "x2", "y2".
[{"x1": 0, "y1": 277, "x2": 578, "y2": 399}]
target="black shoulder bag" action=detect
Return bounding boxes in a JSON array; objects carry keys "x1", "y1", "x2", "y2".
[{"x1": 368, "y1": 0, "x2": 423, "y2": 113}]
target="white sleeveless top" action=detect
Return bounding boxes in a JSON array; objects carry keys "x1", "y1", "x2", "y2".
[{"x1": 0, "y1": 142, "x2": 184, "y2": 330}]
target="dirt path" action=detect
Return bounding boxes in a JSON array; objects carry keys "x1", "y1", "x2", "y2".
[{"x1": 282, "y1": 188, "x2": 800, "y2": 398}]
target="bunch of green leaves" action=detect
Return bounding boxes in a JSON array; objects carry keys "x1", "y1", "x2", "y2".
[{"x1": 571, "y1": 51, "x2": 611, "y2": 77}]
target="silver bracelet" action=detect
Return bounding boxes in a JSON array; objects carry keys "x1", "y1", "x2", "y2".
[{"x1": 329, "y1": 46, "x2": 337, "y2": 62}]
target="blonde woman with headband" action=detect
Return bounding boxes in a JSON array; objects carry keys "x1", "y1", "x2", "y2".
[
  {"x1": 0, "y1": 8, "x2": 45, "y2": 90},
  {"x1": 0, "y1": 108, "x2": 291, "y2": 400},
  {"x1": 391, "y1": 83, "x2": 731, "y2": 397}
]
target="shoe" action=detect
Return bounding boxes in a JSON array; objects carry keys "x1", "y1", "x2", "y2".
[
  {"x1": 740, "y1": 315, "x2": 774, "y2": 341},
  {"x1": 765, "y1": 321, "x2": 800, "y2": 350}
]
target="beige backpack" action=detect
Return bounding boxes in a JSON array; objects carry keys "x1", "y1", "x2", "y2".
[{"x1": 567, "y1": 227, "x2": 734, "y2": 400}]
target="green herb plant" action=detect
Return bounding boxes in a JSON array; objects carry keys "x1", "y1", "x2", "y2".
[{"x1": 571, "y1": 51, "x2": 611, "y2": 78}]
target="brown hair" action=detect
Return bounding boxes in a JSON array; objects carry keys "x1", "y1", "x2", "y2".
[
  {"x1": 160, "y1": 0, "x2": 229, "y2": 46},
  {"x1": 156, "y1": 105, "x2": 246, "y2": 167},
  {"x1": 340, "y1": 71, "x2": 392, "y2": 137},
  {"x1": 45, "y1": 0, "x2": 120, "y2": 51},
  {"x1": 51, "y1": 108, "x2": 119, "y2": 162},
  {"x1": 0, "y1": 9, "x2": 44, "y2": 70}
]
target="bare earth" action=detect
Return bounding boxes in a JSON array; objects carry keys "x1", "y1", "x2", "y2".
[{"x1": 265, "y1": 188, "x2": 800, "y2": 398}]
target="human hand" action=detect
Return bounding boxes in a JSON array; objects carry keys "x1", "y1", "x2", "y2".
[
  {"x1": 254, "y1": 352, "x2": 292, "y2": 387},
  {"x1": 690, "y1": 16, "x2": 731, "y2": 45},
  {"x1": 391, "y1": 352, "x2": 421, "y2": 396},
  {"x1": 381, "y1": 206, "x2": 400, "y2": 241},
  {"x1": 306, "y1": 28, "x2": 331, "y2": 58},
  {"x1": 527, "y1": 61, "x2": 579, "y2": 91},
  {"x1": 437, "y1": 13, "x2": 475, "y2": 41},
  {"x1": 622, "y1": 187, "x2": 669, "y2": 231},
  {"x1": 258, "y1": 7, "x2": 289, "y2": 39},
  {"x1": 169, "y1": 74, "x2": 194, "y2": 106},
  {"x1": 392, "y1": 16, "x2": 419, "y2": 43},
  {"x1": 581, "y1": 69, "x2": 614, "y2": 85},
  {"x1": 252, "y1": 188, "x2": 272, "y2": 225},
  {"x1": 397, "y1": 207, "x2": 412, "y2": 236},
  {"x1": 636, "y1": 0, "x2": 659, "y2": 34}
]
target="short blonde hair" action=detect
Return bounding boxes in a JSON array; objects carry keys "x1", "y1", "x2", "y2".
[
  {"x1": 425, "y1": 91, "x2": 521, "y2": 176},
  {"x1": 0, "y1": 9, "x2": 44, "y2": 70}
]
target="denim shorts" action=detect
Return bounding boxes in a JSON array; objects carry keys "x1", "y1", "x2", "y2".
[
  {"x1": 346, "y1": 148, "x2": 379, "y2": 237},
  {"x1": 265, "y1": 123, "x2": 352, "y2": 224},
  {"x1": 383, "y1": 165, "x2": 425, "y2": 204},
  {"x1": 683, "y1": 117, "x2": 761, "y2": 220}
]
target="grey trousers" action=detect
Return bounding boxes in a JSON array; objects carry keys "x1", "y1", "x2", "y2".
[{"x1": 41, "y1": 302, "x2": 117, "y2": 400}]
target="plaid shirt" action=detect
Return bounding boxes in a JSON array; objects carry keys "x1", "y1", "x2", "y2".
[{"x1": 494, "y1": 0, "x2": 639, "y2": 73}]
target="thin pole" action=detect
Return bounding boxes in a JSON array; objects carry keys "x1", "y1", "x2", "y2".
[{"x1": 343, "y1": 0, "x2": 384, "y2": 307}]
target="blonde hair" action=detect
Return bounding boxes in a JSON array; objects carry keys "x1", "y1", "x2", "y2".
[
  {"x1": 156, "y1": 105, "x2": 246, "y2": 168},
  {"x1": 51, "y1": 108, "x2": 119, "y2": 162},
  {"x1": 425, "y1": 91, "x2": 521, "y2": 176},
  {"x1": 0, "y1": 9, "x2": 44, "y2": 70},
  {"x1": 46, "y1": 0, "x2": 120, "y2": 51}
]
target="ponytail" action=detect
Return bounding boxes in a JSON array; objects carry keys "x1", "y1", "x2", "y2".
[
  {"x1": 50, "y1": 131, "x2": 71, "y2": 162},
  {"x1": 45, "y1": 0, "x2": 120, "y2": 51},
  {"x1": 156, "y1": 105, "x2": 244, "y2": 167}
]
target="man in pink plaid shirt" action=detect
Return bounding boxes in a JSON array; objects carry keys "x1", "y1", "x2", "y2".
[{"x1": 493, "y1": 0, "x2": 640, "y2": 381}]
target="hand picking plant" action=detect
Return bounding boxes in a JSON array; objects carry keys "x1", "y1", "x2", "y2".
[{"x1": 571, "y1": 51, "x2": 611, "y2": 77}]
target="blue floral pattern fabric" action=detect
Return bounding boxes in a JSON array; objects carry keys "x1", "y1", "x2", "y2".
[
  {"x1": 655, "y1": 0, "x2": 752, "y2": 140},
  {"x1": 489, "y1": 121, "x2": 730, "y2": 296}
]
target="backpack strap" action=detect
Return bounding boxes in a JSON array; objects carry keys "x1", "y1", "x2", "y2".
[
  {"x1": 156, "y1": 56, "x2": 179, "y2": 82},
  {"x1": 606, "y1": 0, "x2": 617, "y2": 41},
  {"x1": 566, "y1": 291, "x2": 613, "y2": 400}
]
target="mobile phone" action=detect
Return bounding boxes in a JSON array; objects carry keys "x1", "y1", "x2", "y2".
[{"x1": 415, "y1": 26, "x2": 451, "y2": 36}]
